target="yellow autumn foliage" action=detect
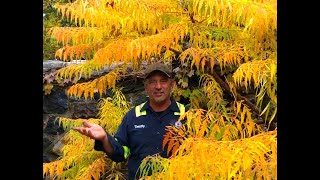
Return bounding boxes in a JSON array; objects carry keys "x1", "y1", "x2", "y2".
[
  {"x1": 44, "y1": 0, "x2": 277, "y2": 179},
  {"x1": 140, "y1": 130, "x2": 276, "y2": 180}
]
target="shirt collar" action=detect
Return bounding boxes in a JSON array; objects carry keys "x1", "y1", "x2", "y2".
[{"x1": 141, "y1": 97, "x2": 179, "y2": 112}]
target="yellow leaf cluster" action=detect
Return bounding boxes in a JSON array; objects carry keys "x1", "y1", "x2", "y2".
[
  {"x1": 189, "y1": 0, "x2": 276, "y2": 42},
  {"x1": 179, "y1": 43, "x2": 246, "y2": 73},
  {"x1": 53, "y1": 24, "x2": 187, "y2": 73},
  {"x1": 43, "y1": 159, "x2": 65, "y2": 178},
  {"x1": 51, "y1": 0, "x2": 188, "y2": 71},
  {"x1": 55, "y1": 59, "x2": 101, "y2": 81},
  {"x1": 44, "y1": 92, "x2": 129, "y2": 179},
  {"x1": 233, "y1": 59, "x2": 276, "y2": 91},
  {"x1": 140, "y1": 130, "x2": 277, "y2": 180},
  {"x1": 232, "y1": 101, "x2": 264, "y2": 138},
  {"x1": 66, "y1": 70, "x2": 120, "y2": 99},
  {"x1": 75, "y1": 158, "x2": 107, "y2": 180},
  {"x1": 58, "y1": 117, "x2": 101, "y2": 131},
  {"x1": 43, "y1": 148, "x2": 107, "y2": 179},
  {"x1": 49, "y1": 27, "x2": 106, "y2": 48},
  {"x1": 55, "y1": 0, "x2": 183, "y2": 35},
  {"x1": 97, "y1": 89, "x2": 131, "y2": 134},
  {"x1": 53, "y1": 42, "x2": 99, "y2": 62},
  {"x1": 43, "y1": 83, "x2": 54, "y2": 95},
  {"x1": 91, "y1": 24, "x2": 186, "y2": 68},
  {"x1": 163, "y1": 104, "x2": 265, "y2": 157},
  {"x1": 232, "y1": 58, "x2": 277, "y2": 123},
  {"x1": 199, "y1": 74, "x2": 224, "y2": 109}
]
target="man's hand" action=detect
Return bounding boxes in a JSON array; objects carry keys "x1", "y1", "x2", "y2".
[{"x1": 73, "y1": 121, "x2": 107, "y2": 141}]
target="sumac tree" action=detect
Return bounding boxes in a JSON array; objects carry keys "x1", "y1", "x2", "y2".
[{"x1": 43, "y1": 0, "x2": 277, "y2": 179}]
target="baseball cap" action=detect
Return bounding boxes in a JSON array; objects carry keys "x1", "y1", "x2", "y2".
[{"x1": 144, "y1": 62, "x2": 172, "y2": 79}]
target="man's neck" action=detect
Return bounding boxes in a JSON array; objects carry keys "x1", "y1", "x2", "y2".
[{"x1": 149, "y1": 99, "x2": 172, "y2": 112}]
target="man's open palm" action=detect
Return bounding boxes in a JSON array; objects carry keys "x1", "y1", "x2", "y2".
[{"x1": 73, "y1": 121, "x2": 107, "y2": 141}]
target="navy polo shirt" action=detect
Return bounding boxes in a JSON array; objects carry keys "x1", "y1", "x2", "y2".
[{"x1": 94, "y1": 99, "x2": 187, "y2": 180}]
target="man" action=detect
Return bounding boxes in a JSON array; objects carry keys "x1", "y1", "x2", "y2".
[{"x1": 73, "y1": 62, "x2": 187, "y2": 180}]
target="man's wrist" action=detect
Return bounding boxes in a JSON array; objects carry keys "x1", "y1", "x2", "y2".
[{"x1": 102, "y1": 133, "x2": 108, "y2": 142}]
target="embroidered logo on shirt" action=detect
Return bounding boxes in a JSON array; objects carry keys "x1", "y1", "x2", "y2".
[
  {"x1": 174, "y1": 121, "x2": 182, "y2": 128},
  {"x1": 134, "y1": 124, "x2": 145, "y2": 128}
]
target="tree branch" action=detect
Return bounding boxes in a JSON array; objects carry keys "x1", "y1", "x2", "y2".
[
  {"x1": 210, "y1": 69, "x2": 265, "y2": 122},
  {"x1": 169, "y1": 48, "x2": 181, "y2": 55},
  {"x1": 169, "y1": 48, "x2": 266, "y2": 124}
]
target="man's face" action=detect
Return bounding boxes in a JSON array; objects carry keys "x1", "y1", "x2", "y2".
[{"x1": 144, "y1": 71, "x2": 174, "y2": 105}]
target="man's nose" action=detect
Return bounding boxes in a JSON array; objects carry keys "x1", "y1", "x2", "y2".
[{"x1": 155, "y1": 81, "x2": 161, "y2": 89}]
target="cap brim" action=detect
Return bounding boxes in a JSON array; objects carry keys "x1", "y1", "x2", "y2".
[{"x1": 145, "y1": 70, "x2": 171, "y2": 79}]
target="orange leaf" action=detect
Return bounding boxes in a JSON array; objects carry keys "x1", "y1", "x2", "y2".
[
  {"x1": 162, "y1": 133, "x2": 170, "y2": 150},
  {"x1": 201, "y1": 57, "x2": 206, "y2": 72},
  {"x1": 171, "y1": 141, "x2": 180, "y2": 157}
]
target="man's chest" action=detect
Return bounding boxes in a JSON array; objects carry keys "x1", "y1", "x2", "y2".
[{"x1": 127, "y1": 114, "x2": 180, "y2": 146}]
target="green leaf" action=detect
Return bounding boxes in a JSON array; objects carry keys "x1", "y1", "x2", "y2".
[{"x1": 182, "y1": 88, "x2": 191, "y2": 98}]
